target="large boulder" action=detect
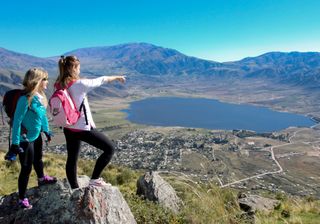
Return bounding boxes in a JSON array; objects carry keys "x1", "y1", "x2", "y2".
[
  {"x1": 0, "y1": 176, "x2": 136, "y2": 224},
  {"x1": 238, "y1": 193, "x2": 280, "y2": 213},
  {"x1": 136, "y1": 171, "x2": 182, "y2": 213}
]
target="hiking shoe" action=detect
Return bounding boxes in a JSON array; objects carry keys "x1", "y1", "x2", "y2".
[
  {"x1": 4, "y1": 151, "x2": 17, "y2": 161},
  {"x1": 89, "y1": 178, "x2": 111, "y2": 187},
  {"x1": 38, "y1": 175, "x2": 57, "y2": 186},
  {"x1": 19, "y1": 198, "x2": 33, "y2": 209}
]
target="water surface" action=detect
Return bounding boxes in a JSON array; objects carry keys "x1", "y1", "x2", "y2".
[{"x1": 123, "y1": 97, "x2": 315, "y2": 133}]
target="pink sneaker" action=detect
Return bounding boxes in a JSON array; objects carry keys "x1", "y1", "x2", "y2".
[
  {"x1": 89, "y1": 178, "x2": 111, "y2": 187},
  {"x1": 38, "y1": 175, "x2": 57, "y2": 186},
  {"x1": 19, "y1": 198, "x2": 32, "y2": 209}
]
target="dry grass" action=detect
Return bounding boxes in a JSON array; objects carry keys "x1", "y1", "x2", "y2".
[{"x1": 1, "y1": 152, "x2": 320, "y2": 224}]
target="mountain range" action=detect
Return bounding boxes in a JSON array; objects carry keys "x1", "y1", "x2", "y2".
[{"x1": 1, "y1": 43, "x2": 320, "y2": 95}]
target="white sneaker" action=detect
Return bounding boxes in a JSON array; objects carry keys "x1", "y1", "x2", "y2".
[{"x1": 89, "y1": 178, "x2": 111, "y2": 187}]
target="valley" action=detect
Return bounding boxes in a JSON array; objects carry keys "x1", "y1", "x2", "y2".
[
  {"x1": 1, "y1": 43, "x2": 320, "y2": 200},
  {"x1": 3, "y1": 84, "x2": 318, "y2": 198}
]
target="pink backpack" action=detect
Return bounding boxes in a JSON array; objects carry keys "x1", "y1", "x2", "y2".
[{"x1": 49, "y1": 81, "x2": 82, "y2": 127}]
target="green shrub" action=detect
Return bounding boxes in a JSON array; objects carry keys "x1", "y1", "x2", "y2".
[
  {"x1": 125, "y1": 194, "x2": 182, "y2": 224},
  {"x1": 116, "y1": 168, "x2": 134, "y2": 185}
]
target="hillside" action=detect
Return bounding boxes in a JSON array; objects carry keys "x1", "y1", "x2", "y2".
[
  {"x1": 234, "y1": 52, "x2": 320, "y2": 87},
  {"x1": 63, "y1": 43, "x2": 221, "y2": 77},
  {"x1": 0, "y1": 47, "x2": 56, "y2": 75},
  {"x1": 1, "y1": 43, "x2": 320, "y2": 89},
  {"x1": 1, "y1": 151, "x2": 319, "y2": 223}
]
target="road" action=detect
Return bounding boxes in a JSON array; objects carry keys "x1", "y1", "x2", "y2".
[{"x1": 220, "y1": 126, "x2": 319, "y2": 188}]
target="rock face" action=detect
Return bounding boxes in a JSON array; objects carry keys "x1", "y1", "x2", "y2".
[
  {"x1": 137, "y1": 171, "x2": 182, "y2": 213},
  {"x1": 238, "y1": 194, "x2": 280, "y2": 213},
  {"x1": 0, "y1": 176, "x2": 136, "y2": 224}
]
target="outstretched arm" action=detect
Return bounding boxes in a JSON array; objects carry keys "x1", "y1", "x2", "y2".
[
  {"x1": 77, "y1": 75, "x2": 126, "y2": 93},
  {"x1": 103, "y1": 76, "x2": 126, "y2": 84}
]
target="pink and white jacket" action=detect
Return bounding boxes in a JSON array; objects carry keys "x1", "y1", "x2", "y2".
[{"x1": 66, "y1": 77, "x2": 107, "y2": 131}]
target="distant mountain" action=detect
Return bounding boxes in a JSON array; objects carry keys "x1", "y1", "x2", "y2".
[
  {"x1": 0, "y1": 69, "x2": 24, "y2": 95},
  {"x1": 234, "y1": 52, "x2": 320, "y2": 86},
  {"x1": 1, "y1": 43, "x2": 320, "y2": 94},
  {"x1": 239, "y1": 51, "x2": 320, "y2": 67},
  {"x1": 64, "y1": 43, "x2": 221, "y2": 77},
  {"x1": 0, "y1": 47, "x2": 56, "y2": 74},
  {"x1": 66, "y1": 44, "x2": 320, "y2": 87}
]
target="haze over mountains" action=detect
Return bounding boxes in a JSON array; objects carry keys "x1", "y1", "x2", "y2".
[
  {"x1": 1, "y1": 43, "x2": 320, "y2": 94},
  {"x1": 0, "y1": 47, "x2": 56, "y2": 73}
]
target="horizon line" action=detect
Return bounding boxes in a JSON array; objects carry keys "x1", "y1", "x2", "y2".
[{"x1": 1, "y1": 43, "x2": 319, "y2": 63}]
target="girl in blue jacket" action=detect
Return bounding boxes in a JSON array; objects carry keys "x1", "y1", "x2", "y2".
[{"x1": 8, "y1": 68, "x2": 57, "y2": 209}]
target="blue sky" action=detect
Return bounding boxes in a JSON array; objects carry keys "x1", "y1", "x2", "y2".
[{"x1": 1, "y1": 0, "x2": 319, "y2": 62}]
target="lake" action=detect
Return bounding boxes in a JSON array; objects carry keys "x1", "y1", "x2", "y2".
[{"x1": 122, "y1": 97, "x2": 316, "y2": 133}]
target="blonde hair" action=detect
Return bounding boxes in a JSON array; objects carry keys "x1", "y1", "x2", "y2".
[
  {"x1": 23, "y1": 67, "x2": 49, "y2": 107},
  {"x1": 55, "y1": 55, "x2": 80, "y2": 88}
]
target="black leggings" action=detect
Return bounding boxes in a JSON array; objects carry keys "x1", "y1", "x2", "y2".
[
  {"x1": 18, "y1": 134, "x2": 44, "y2": 199},
  {"x1": 63, "y1": 128, "x2": 115, "y2": 189}
]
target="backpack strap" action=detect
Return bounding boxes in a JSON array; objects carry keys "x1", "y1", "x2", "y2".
[
  {"x1": 54, "y1": 80, "x2": 76, "y2": 91},
  {"x1": 55, "y1": 81, "x2": 89, "y2": 126},
  {"x1": 79, "y1": 99, "x2": 89, "y2": 125},
  {"x1": 66, "y1": 81, "x2": 88, "y2": 125},
  {"x1": 66, "y1": 80, "x2": 76, "y2": 89}
]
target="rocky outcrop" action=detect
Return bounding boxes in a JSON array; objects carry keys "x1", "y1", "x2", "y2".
[
  {"x1": 236, "y1": 193, "x2": 281, "y2": 224},
  {"x1": 238, "y1": 193, "x2": 280, "y2": 213},
  {"x1": 0, "y1": 176, "x2": 136, "y2": 224},
  {"x1": 137, "y1": 171, "x2": 182, "y2": 213}
]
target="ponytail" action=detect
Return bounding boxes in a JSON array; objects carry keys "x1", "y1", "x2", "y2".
[
  {"x1": 55, "y1": 55, "x2": 80, "y2": 89},
  {"x1": 58, "y1": 55, "x2": 66, "y2": 78}
]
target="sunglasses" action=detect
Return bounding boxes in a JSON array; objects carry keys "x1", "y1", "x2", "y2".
[{"x1": 42, "y1": 78, "x2": 48, "y2": 81}]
